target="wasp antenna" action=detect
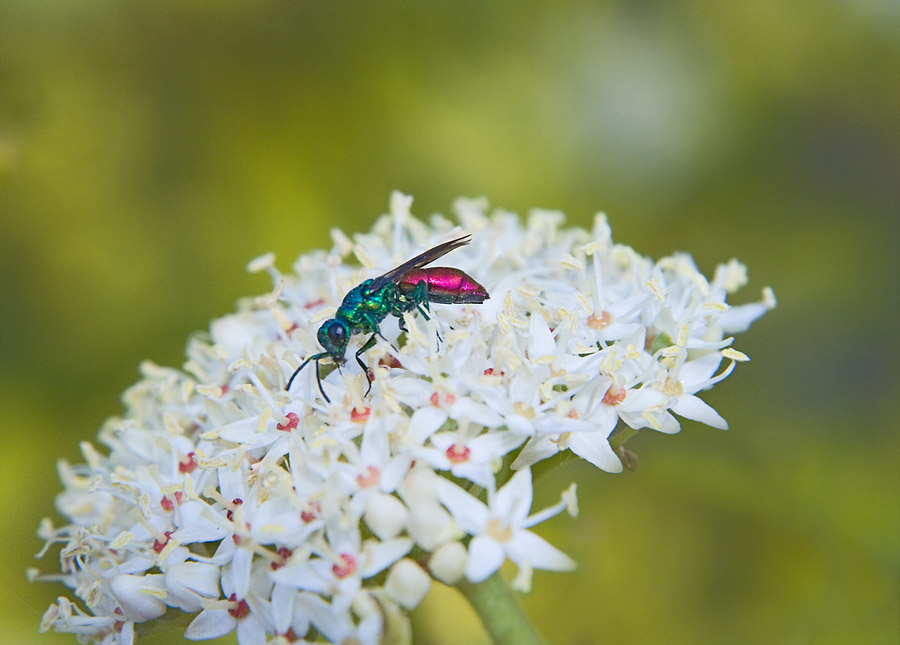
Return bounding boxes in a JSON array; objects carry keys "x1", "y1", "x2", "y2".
[
  {"x1": 287, "y1": 352, "x2": 323, "y2": 391},
  {"x1": 315, "y1": 356, "x2": 330, "y2": 403}
]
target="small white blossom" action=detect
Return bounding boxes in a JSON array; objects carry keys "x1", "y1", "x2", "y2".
[
  {"x1": 435, "y1": 468, "x2": 577, "y2": 583},
  {"x1": 34, "y1": 193, "x2": 772, "y2": 643}
]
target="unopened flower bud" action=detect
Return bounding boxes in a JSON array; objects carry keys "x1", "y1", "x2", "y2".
[
  {"x1": 385, "y1": 558, "x2": 431, "y2": 610},
  {"x1": 364, "y1": 493, "x2": 409, "y2": 540},
  {"x1": 429, "y1": 542, "x2": 468, "y2": 585},
  {"x1": 110, "y1": 574, "x2": 167, "y2": 622}
]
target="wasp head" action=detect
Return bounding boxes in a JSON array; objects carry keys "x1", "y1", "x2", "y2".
[{"x1": 317, "y1": 318, "x2": 349, "y2": 361}]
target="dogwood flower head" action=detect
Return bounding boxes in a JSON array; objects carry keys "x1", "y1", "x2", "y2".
[{"x1": 34, "y1": 192, "x2": 773, "y2": 644}]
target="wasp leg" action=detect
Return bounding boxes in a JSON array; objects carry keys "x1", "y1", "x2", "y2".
[
  {"x1": 408, "y1": 282, "x2": 443, "y2": 345},
  {"x1": 362, "y1": 315, "x2": 391, "y2": 343},
  {"x1": 412, "y1": 281, "x2": 432, "y2": 321},
  {"x1": 414, "y1": 303, "x2": 443, "y2": 344},
  {"x1": 414, "y1": 301, "x2": 442, "y2": 340},
  {"x1": 355, "y1": 333, "x2": 379, "y2": 395},
  {"x1": 362, "y1": 313, "x2": 399, "y2": 353},
  {"x1": 415, "y1": 288, "x2": 444, "y2": 346}
]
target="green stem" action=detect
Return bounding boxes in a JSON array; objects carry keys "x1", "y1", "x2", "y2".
[
  {"x1": 457, "y1": 572, "x2": 546, "y2": 645},
  {"x1": 133, "y1": 609, "x2": 195, "y2": 641},
  {"x1": 609, "y1": 425, "x2": 637, "y2": 450}
]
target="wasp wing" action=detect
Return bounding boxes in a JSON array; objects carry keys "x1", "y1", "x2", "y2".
[{"x1": 369, "y1": 234, "x2": 472, "y2": 291}]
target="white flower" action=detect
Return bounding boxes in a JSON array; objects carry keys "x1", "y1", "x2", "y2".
[
  {"x1": 270, "y1": 516, "x2": 412, "y2": 612},
  {"x1": 417, "y1": 420, "x2": 526, "y2": 489},
  {"x1": 34, "y1": 193, "x2": 772, "y2": 643},
  {"x1": 300, "y1": 593, "x2": 384, "y2": 645},
  {"x1": 183, "y1": 595, "x2": 267, "y2": 645},
  {"x1": 435, "y1": 469, "x2": 577, "y2": 583}
]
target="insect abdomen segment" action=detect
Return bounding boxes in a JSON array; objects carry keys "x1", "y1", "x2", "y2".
[{"x1": 397, "y1": 268, "x2": 489, "y2": 304}]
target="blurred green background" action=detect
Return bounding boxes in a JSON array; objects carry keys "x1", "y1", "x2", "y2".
[{"x1": 1, "y1": 1, "x2": 897, "y2": 643}]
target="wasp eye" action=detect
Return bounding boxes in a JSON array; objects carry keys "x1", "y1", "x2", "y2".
[
  {"x1": 318, "y1": 320, "x2": 347, "y2": 352},
  {"x1": 328, "y1": 322, "x2": 346, "y2": 344}
]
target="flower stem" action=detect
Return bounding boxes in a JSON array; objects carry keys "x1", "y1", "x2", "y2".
[{"x1": 457, "y1": 572, "x2": 546, "y2": 645}]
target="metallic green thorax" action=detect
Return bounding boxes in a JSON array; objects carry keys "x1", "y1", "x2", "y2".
[
  {"x1": 338, "y1": 279, "x2": 396, "y2": 336},
  {"x1": 319, "y1": 278, "x2": 430, "y2": 359}
]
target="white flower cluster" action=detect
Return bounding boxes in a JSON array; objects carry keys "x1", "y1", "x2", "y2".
[{"x1": 34, "y1": 193, "x2": 774, "y2": 644}]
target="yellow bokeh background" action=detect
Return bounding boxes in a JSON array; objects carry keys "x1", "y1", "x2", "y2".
[{"x1": 1, "y1": 2, "x2": 897, "y2": 644}]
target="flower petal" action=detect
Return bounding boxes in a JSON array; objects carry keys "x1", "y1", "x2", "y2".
[
  {"x1": 493, "y1": 468, "x2": 533, "y2": 524},
  {"x1": 465, "y1": 535, "x2": 505, "y2": 583},
  {"x1": 567, "y1": 433, "x2": 623, "y2": 473},
  {"x1": 507, "y1": 530, "x2": 576, "y2": 572},
  {"x1": 361, "y1": 537, "x2": 413, "y2": 578},
  {"x1": 434, "y1": 479, "x2": 489, "y2": 533},
  {"x1": 185, "y1": 609, "x2": 235, "y2": 640},
  {"x1": 671, "y1": 394, "x2": 729, "y2": 429}
]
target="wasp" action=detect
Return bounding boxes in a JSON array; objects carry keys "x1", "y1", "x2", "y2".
[{"x1": 287, "y1": 235, "x2": 488, "y2": 401}]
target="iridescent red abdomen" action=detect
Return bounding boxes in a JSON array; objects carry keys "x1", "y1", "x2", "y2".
[{"x1": 398, "y1": 267, "x2": 489, "y2": 304}]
